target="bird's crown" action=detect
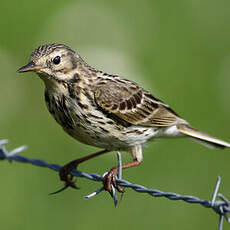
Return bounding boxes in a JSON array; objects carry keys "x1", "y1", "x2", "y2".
[{"x1": 30, "y1": 43, "x2": 74, "y2": 62}]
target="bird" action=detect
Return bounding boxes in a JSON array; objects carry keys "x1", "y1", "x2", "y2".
[{"x1": 17, "y1": 43, "x2": 230, "y2": 195}]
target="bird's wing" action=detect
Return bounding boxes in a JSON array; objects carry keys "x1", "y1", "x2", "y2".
[{"x1": 94, "y1": 80, "x2": 179, "y2": 127}]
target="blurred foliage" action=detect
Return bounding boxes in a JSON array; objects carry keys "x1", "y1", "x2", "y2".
[{"x1": 0, "y1": 0, "x2": 230, "y2": 229}]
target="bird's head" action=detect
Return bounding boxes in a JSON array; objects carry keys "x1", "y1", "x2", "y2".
[{"x1": 17, "y1": 44, "x2": 82, "y2": 83}]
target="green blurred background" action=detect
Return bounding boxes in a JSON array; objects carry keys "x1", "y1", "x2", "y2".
[{"x1": 1, "y1": 0, "x2": 230, "y2": 229}]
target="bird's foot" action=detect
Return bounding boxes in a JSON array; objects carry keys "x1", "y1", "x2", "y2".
[
  {"x1": 103, "y1": 167, "x2": 125, "y2": 197},
  {"x1": 50, "y1": 160, "x2": 79, "y2": 195}
]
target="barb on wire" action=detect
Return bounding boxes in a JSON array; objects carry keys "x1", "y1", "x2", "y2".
[{"x1": 0, "y1": 140, "x2": 230, "y2": 229}]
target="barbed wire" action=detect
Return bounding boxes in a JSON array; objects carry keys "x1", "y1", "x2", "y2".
[{"x1": 0, "y1": 139, "x2": 229, "y2": 230}]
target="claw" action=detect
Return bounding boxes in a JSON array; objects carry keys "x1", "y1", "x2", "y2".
[
  {"x1": 51, "y1": 160, "x2": 79, "y2": 195},
  {"x1": 49, "y1": 184, "x2": 71, "y2": 195},
  {"x1": 50, "y1": 180, "x2": 79, "y2": 195},
  {"x1": 103, "y1": 168, "x2": 125, "y2": 197}
]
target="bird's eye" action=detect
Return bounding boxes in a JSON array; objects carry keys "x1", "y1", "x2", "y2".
[{"x1": 53, "y1": 56, "x2": 61, "y2": 65}]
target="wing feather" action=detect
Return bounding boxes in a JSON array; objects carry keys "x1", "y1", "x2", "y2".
[{"x1": 94, "y1": 80, "x2": 179, "y2": 127}]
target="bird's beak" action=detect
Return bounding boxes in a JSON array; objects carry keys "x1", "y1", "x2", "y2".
[{"x1": 17, "y1": 61, "x2": 45, "y2": 73}]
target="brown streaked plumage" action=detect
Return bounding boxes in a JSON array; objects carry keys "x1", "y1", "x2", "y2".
[{"x1": 17, "y1": 43, "x2": 230, "y2": 196}]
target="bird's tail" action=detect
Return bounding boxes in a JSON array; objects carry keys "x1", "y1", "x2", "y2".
[{"x1": 177, "y1": 124, "x2": 230, "y2": 149}]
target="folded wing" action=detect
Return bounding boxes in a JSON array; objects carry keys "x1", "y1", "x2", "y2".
[{"x1": 94, "y1": 80, "x2": 180, "y2": 127}]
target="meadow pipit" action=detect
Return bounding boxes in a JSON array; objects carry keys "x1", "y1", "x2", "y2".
[{"x1": 17, "y1": 44, "x2": 230, "y2": 196}]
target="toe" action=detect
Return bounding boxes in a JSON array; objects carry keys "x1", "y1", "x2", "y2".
[
  {"x1": 103, "y1": 173, "x2": 112, "y2": 194},
  {"x1": 103, "y1": 168, "x2": 124, "y2": 196}
]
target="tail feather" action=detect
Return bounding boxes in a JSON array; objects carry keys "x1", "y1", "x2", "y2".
[{"x1": 177, "y1": 124, "x2": 230, "y2": 149}]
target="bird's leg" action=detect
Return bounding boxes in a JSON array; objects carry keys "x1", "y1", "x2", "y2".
[
  {"x1": 51, "y1": 149, "x2": 109, "y2": 194},
  {"x1": 103, "y1": 160, "x2": 141, "y2": 196},
  {"x1": 103, "y1": 145, "x2": 143, "y2": 197}
]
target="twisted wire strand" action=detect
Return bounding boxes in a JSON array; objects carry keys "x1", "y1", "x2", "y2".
[{"x1": 0, "y1": 140, "x2": 229, "y2": 230}]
